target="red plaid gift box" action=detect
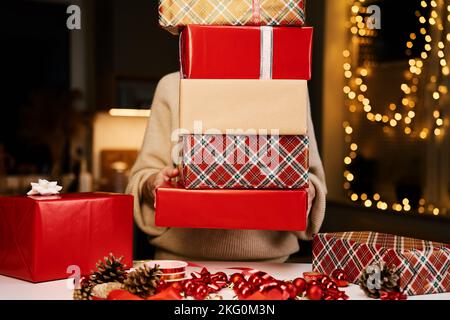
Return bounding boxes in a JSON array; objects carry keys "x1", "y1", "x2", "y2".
[
  {"x1": 179, "y1": 134, "x2": 309, "y2": 189},
  {"x1": 312, "y1": 232, "x2": 450, "y2": 296}
]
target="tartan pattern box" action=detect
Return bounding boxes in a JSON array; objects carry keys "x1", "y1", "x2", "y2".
[
  {"x1": 159, "y1": 0, "x2": 305, "y2": 33},
  {"x1": 179, "y1": 134, "x2": 309, "y2": 189},
  {"x1": 312, "y1": 232, "x2": 450, "y2": 296}
]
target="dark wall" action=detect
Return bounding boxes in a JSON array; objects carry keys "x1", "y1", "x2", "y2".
[
  {"x1": 94, "y1": 0, "x2": 179, "y2": 109},
  {"x1": 0, "y1": 1, "x2": 70, "y2": 175}
]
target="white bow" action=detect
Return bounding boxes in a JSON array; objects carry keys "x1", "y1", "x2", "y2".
[{"x1": 27, "y1": 179, "x2": 63, "y2": 196}]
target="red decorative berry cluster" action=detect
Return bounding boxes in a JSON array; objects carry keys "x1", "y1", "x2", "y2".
[{"x1": 157, "y1": 267, "x2": 228, "y2": 300}]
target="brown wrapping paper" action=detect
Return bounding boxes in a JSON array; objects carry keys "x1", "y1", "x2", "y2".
[{"x1": 179, "y1": 79, "x2": 308, "y2": 135}]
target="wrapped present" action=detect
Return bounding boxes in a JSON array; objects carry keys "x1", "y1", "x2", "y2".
[
  {"x1": 312, "y1": 232, "x2": 450, "y2": 296},
  {"x1": 179, "y1": 134, "x2": 309, "y2": 189},
  {"x1": 181, "y1": 25, "x2": 313, "y2": 80},
  {"x1": 179, "y1": 79, "x2": 308, "y2": 135},
  {"x1": 159, "y1": 0, "x2": 306, "y2": 34},
  {"x1": 0, "y1": 193, "x2": 133, "y2": 282},
  {"x1": 155, "y1": 182, "x2": 307, "y2": 231}
]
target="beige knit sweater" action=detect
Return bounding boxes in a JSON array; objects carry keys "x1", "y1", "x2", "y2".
[{"x1": 126, "y1": 72, "x2": 327, "y2": 262}]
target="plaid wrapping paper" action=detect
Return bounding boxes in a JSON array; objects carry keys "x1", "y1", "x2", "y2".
[
  {"x1": 312, "y1": 232, "x2": 450, "y2": 296},
  {"x1": 179, "y1": 134, "x2": 309, "y2": 189},
  {"x1": 159, "y1": 0, "x2": 305, "y2": 33}
]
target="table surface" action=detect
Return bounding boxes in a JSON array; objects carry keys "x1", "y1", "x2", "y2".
[{"x1": 0, "y1": 261, "x2": 449, "y2": 300}]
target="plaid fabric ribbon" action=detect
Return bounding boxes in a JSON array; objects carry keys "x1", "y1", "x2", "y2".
[
  {"x1": 179, "y1": 134, "x2": 309, "y2": 189},
  {"x1": 312, "y1": 232, "x2": 450, "y2": 296},
  {"x1": 159, "y1": 0, "x2": 305, "y2": 30}
]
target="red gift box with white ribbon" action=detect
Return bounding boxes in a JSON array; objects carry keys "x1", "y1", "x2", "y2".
[{"x1": 180, "y1": 25, "x2": 313, "y2": 79}]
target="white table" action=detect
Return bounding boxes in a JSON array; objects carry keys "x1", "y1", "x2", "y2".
[{"x1": 0, "y1": 262, "x2": 448, "y2": 300}]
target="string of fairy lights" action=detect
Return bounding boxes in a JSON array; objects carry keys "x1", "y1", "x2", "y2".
[{"x1": 342, "y1": 0, "x2": 449, "y2": 216}]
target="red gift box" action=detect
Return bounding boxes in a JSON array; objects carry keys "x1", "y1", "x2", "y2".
[
  {"x1": 0, "y1": 193, "x2": 133, "y2": 283},
  {"x1": 155, "y1": 183, "x2": 307, "y2": 231},
  {"x1": 181, "y1": 25, "x2": 313, "y2": 79},
  {"x1": 312, "y1": 232, "x2": 450, "y2": 296},
  {"x1": 180, "y1": 134, "x2": 309, "y2": 189}
]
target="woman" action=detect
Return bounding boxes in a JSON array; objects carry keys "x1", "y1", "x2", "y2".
[{"x1": 126, "y1": 72, "x2": 327, "y2": 262}]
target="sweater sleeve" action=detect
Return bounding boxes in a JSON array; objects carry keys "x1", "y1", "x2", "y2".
[
  {"x1": 125, "y1": 74, "x2": 176, "y2": 237},
  {"x1": 293, "y1": 92, "x2": 328, "y2": 240}
]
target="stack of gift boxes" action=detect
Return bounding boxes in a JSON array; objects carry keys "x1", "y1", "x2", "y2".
[{"x1": 156, "y1": 0, "x2": 312, "y2": 231}]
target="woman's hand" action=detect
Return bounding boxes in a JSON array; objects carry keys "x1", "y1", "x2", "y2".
[{"x1": 146, "y1": 167, "x2": 179, "y2": 200}]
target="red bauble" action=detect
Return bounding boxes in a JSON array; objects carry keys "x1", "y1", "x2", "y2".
[
  {"x1": 214, "y1": 272, "x2": 228, "y2": 282},
  {"x1": 183, "y1": 280, "x2": 196, "y2": 296},
  {"x1": 235, "y1": 280, "x2": 250, "y2": 292},
  {"x1": 193, "y1": 284, "x2": 208, "y2": 300},
  {"x1": 248, "y1": 273, "x2": 264, "y2": 287},
  {"x1": 308, "y1": 280, "x2": 318, "y2": 287},
  {"x1": 331, "y1": 269, "x2": 349, "y2": 287},
  {"x1": 292, "y1": 278, "x2": 307, "y2": 295},
  {"x1": 286, "y1": 282, "x2": 298, "y2": 300},
  {"x1": 237, "y1": 284, "x2": 254, "y2": 299},
  {"x1": 306, "y1": 284, "x2": 323, "y2": 301},
  {"x1": 230, "y1": 273, "x2": 245, "y2": 284}
]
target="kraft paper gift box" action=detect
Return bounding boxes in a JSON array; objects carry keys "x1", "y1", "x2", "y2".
[
  {"x1": 179, "y1": 134, "x2": 309, "y2": 189},
  {"x1": 159, "y1": 0, "x2": 306, "y2": 34},
  {"x1": 179, "y1": 79, "x2": 308, "y2": 135},
  {"x1": 312, "y1": 232, "x2": 450, "y2": 296},
  {"x1": 155, "y1": 183, "x2": 307, "y2": 231},
  {"x1": 0, "y1": 193, "x2": 133, "y2": 282},
  {"x1": 181, "y1": 25, "x2": 313, "y2": 79}
]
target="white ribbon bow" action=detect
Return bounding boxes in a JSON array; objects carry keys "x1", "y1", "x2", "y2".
[{"x1": 27, "y1": 179, "x2": 63, "y2": 196}]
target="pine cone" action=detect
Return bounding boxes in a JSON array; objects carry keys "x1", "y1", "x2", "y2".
[
  {"x1": 123, "y1": 265, "x2": 162, "y2": 298},
  {"x1": 90, "y1": 253, "x2": 127, "y2": 285},
  {"x1": 73, "y1": 286, "x2": 92, "y2": 300},
  {"x1": 73, "y1": 276, "x2": 94, "y2": 300},
  {"x1": 359, "y1": 261, "x2": 401, "y2": 299}
]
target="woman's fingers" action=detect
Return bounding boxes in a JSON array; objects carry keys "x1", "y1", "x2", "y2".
[{"x1": 161, "y1": 167, "x2": 179, "y2": 180}]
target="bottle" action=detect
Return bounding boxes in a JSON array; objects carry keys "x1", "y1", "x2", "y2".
[{"x1": 79, "y1": 157, "x2": 93, "y2": 192}]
